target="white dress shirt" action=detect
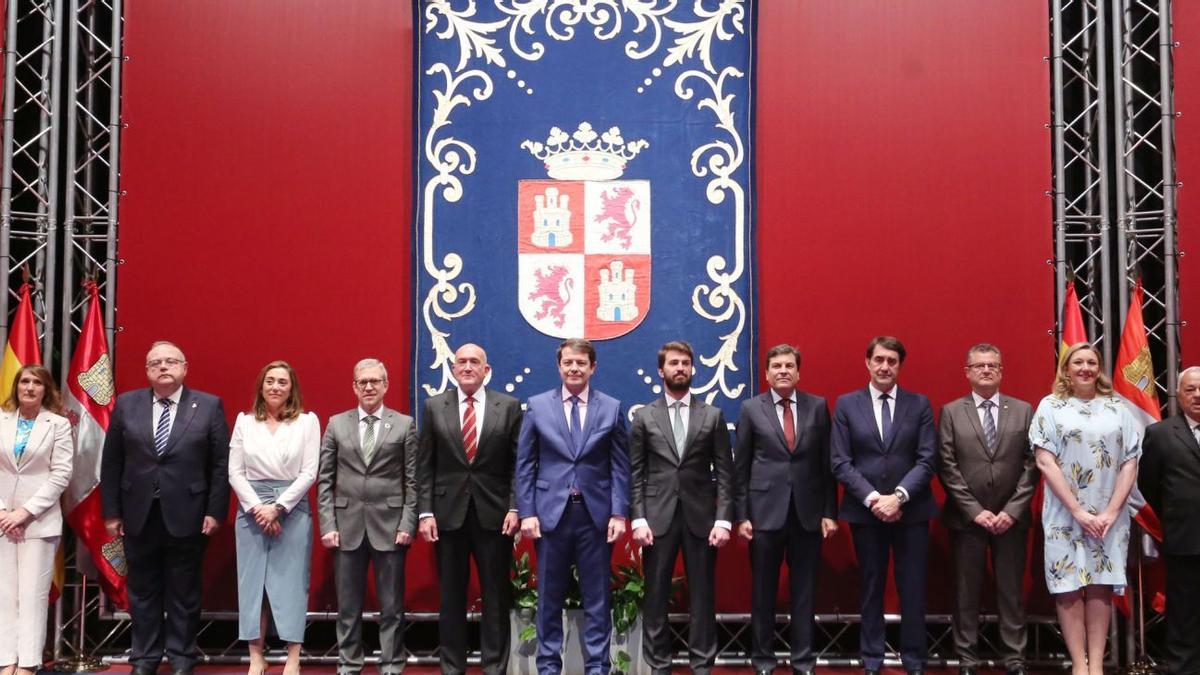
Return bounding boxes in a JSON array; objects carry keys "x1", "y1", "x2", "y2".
[
  {"x1": 561, "y1": 385, "x2": 589, "y2": 429},
  {"x1": 972, "y1": 390, "x2": 1001, "y2": 429},
  {"x1": 358, "y1": 406, "x2": 388, "y2": 446},
  {"x1": 632, "y1": 393, "x2": 731, "y2": 533},
  {"x1": 864, "y1": 383, "x2": 908, "y2": 507},
  {"x1": 151, "y1": 387, "x2": 183, "y2": 436},
  {"x1": 227, "y1": 411, "x2": 321, "y2": 513}
]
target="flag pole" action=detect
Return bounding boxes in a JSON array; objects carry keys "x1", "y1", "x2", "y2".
[{"x1": 54, "y1": 574, "x2": 108, "y2": 672}]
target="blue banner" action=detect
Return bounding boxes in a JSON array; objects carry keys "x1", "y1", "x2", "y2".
[{"x1": 414, "y1": 0, "x2": 756, "y2": 419}]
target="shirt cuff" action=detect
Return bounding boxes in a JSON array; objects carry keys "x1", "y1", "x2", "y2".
[
  {"x1": 508, "y1": 508, "x2": 518, "y2": 513},
  {"x1": 895, "y1": 486, "x2": 910, "y2": 502},
  {"x1": 864, "y1": 490, "x2": 881, "y2": 507},
  {"x1": 418, "y1": 512, "x2": 434, "y2": 520},
  {"x1": 631, "y1": 518, "x2": 649, "y2": 530},
  {"x1": 714, "y1": 519, "x2": 732, "y2": 531}
]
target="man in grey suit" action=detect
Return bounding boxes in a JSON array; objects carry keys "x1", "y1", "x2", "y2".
[
  {"x1": 317, "y1": 358, "x2": 417, "y2": 675},
  {"x1": 416, "y1": 343, "x2": 523, "y2": 675},
  {"x1": 630, "y1": 340, "x2": 735, "y2": 675},
  {"x1": 734, "y1": 344, "x2": 838, "y2": 675},
  {"x1": 937, "y1": 344, "x2": 1036, "y2": 675}
]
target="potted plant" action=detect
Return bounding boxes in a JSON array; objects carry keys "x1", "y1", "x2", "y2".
[{"x1": 509, "y1": 551, "x2": 539, "y2": 674}]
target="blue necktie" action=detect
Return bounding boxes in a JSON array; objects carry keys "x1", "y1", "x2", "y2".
[
  {"x1": 569, "y1": 395, "x2": 583, "y2": 453},
  {"x1": 879, "y1": 393, "x2": 892, "y2": 445},
  {"x1": 154, "y1": 398, "x2": 172, "y2": 455}
]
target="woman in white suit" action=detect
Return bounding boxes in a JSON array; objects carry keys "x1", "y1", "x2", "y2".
[{"x1": 0, "y1": 364, "x2": 74, "y2": 675}]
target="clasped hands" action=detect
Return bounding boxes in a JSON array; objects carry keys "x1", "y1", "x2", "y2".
[
  {"x1": 248, "y1": 503, "x2": 283, "y2": 537},
  {"x1": 0, "y1": 508, "x2": 30, "y2": 542},
  {"x1": 1072, "y1": 505, "x2": 1118, "y2": 540},
  {"x1": 869, "y1": 493, "x2": 903, "y2": 523},
  {"x1": 972, "y1": 509, "x2": 1017, "y2": 535}
]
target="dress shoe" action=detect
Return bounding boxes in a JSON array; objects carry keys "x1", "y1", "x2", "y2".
[
  {"x1": 756, "y1": 670, "x2": 774, "y2": 675},
  {"x1": 864, "y1": 669, "x2": 881, "y2": 675},
  {"x1": 795, "y1": 670, "x2": 817, "y2": 675},
  {"x1": 1006, "y1": 668, "x2": 1027, "y2": 675},
  {"x1": 170, "y1": 669, "x2": 193, "y2": 675},
  {"x1": 907, "y1": 670, "x2": 925, "y2": 675},
  {"x1": 959, "y1": 668, "x2": 977, "y2": 675},
  {"x1": 131, "y1": 667, "x2": 156, "y2": 675}
]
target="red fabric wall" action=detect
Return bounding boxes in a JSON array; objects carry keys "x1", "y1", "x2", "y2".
[
  {"x1": 1177, "y1": 3, "x2": 1199, "y2": 367},
  {"x1": 117, "y1": 1, "x2": 1053, "y2": 614}
]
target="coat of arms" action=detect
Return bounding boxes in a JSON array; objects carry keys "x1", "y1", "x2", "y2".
[{"x1": 517, "y1": 123, "x2": 651, "y2": 339}]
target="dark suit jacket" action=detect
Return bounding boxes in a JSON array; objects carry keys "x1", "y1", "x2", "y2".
[
  {"x1": 100, "y1": 386, "x2": 230, "y2": 538},
  {"x1": 733, "y1": 390, "x2": 836, "y2": 531},
  {"x1": 1139, "y1": 414, "x2": 1200, "y2": 556},
  {"x1": 629, "y1": 396, "x2": 734, "y2": 538},
  {"x1": 937, "y1": 393, "x2": 1037, "y2": 530},
  {"x1": 316, "y1": 406, "x2": 418, "y2": 551},
  {"x1": 416, "y1": 387, "x2": 522, "y2": 531},
  {"x1": 831, "y1": 387, "x2": 937, "y2": 524},
  {"x1": 515, "y1": 387, "x2": 630, "y2": 532}
]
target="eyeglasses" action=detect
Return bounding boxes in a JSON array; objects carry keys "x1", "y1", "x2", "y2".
[
  {"x1": 967, "y1": 363, "x2": 1001, "y2": 371},
  {"x1": 354, "y1": 378, "x2": 386, "y2": 389},
  {"x1": 146, "y1": 358, "x2": 184, "y2": 368}
]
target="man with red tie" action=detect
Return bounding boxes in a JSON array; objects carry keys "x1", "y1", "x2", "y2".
[{"x1": 734, "y1": 344, "x2": 838, "y2": 675}]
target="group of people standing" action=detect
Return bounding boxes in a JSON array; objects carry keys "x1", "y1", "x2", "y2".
[{"x1": 0, "y1": 335, "x2": 1198, "y2": 675}]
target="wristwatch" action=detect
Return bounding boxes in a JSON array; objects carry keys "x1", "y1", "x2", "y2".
[
  {"x1": 893, "y1": 489, "x2": 908, "y2": 504},
  {"x1": 274, "y1": 503, "x2": 287, "y2": 516}
]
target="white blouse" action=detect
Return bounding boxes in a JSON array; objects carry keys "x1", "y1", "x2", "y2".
[{"x1": 227, "y1": 411, "x2": 320, "y2": 512}]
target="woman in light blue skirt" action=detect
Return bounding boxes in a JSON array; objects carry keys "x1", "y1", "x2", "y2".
[{"x1": 229, "y1": 361, "x2": 320, "y2": 675}]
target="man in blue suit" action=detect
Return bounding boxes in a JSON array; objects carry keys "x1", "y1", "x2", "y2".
[
  {"x1": 517, "y1": 338, "x2": 631, "y2": 674},
  {"x1": 831, "y1": 336, "x2": 937, "y2": 675}
]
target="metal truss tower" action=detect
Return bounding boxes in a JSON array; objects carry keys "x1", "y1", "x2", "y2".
[{"x1": 1, "y1": 0, "x2": 64, "y2": 354}]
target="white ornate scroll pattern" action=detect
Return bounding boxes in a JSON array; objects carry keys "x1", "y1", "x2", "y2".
[
  {"x1": 419, "y1": 63, "x2": 494, "y2": 395},
  {"x1": 419, "y1": 0, "x2": 750, "y2": 401},
  {"x1": 677, "y1": 65, "x2": 747, "y2": 403}
]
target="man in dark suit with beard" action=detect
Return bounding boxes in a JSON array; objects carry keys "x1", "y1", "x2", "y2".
[
  {"x1": 100, "y1": 341, "x2": 230, "y2": 675},
  {"x1": 629, "y1": 340, "x2": 735, "y2": 675},
  {"x1": 734, "y1": 343, "x2": 838, "y2": 675},
  {"x1": 417, "y1": 343, "x2": 523, "y2": 675},
  {"x1": 1139, "y1": 366, "x2": 1200, "y2": 675}
]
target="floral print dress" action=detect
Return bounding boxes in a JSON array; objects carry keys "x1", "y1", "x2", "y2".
[{"x1": 1028, "y1": 394, "x2": 1141, "y2": 594}]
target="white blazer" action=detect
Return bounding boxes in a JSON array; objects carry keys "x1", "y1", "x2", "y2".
[{"x1": 0, "y1": 409, "x2": 74, "y2": 539}]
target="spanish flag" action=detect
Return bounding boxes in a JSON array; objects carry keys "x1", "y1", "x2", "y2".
[
  {"x1": 1059, "y1": 279, "x2": 1088, "y2": 361},
  {"x1": 0, "y1": 283, "x2": 42, "y2": 404}
]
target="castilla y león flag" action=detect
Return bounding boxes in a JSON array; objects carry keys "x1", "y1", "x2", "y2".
[{"x1": 62, "y1": 281, "x2": 127, "y2": 608}]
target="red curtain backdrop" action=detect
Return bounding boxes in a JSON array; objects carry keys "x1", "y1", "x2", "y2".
[
  {"x1": 1177, "y1": 3, "x2": 1199, "y2": 366},
  {"x1": 117, "y1": 1, "x2": 1052, "y2": 614}
]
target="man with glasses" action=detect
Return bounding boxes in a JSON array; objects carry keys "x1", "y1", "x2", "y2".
[
  {"x1": 101, "y1": 341, "x2": 230, "y2": 675},
  {"x1": 937, "y1": 344, "x2": 1036, "y2": 675},
  {"x1": 317, "y1": 359, "x2": 417, "y2": 675}
]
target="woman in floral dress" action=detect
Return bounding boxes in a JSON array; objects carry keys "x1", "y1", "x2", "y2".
[{"x1": 1029, "y1": 342, "x2": 1141, "y2": 675}]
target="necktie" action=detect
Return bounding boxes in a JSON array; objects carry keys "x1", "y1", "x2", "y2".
[
  {"x1": 671, "y1": 400, "x2": 687, "y2": 457},
  {"x1": 569, "y1": 395, "x2": 583, "y2": 453},
  {"x1": 462, "y1": 396, "x2": 478, "y2": 464},
  {"x1": 362, "y1": 414, "x2": 378, "y2": 464},
  {"x1": 780, "y1": 398, "x2": 796, "y2": 452},
  {"x1": 154, "y1": 398, "x2": 172, "y2": 455},
  {"x1": 980, "y1": 400, "x2": 997, "y2": 455},
  {"x1": 879, "y1": 393, "x2": 892, "y2": 444}
]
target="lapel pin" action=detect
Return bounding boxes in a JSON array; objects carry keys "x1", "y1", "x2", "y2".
[
  {"x1": 384, "y1": 422, "x2": 392, "y2": 430},
  {"x1": 192, "y1": 402, "x2": 197, "y2": 409}
]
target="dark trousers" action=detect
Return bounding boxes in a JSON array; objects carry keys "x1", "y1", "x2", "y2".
[
  {"x1": 123, "y1": 501, "x2": 209, "y2": 671},
  {"x1": 333, "y1": 543, "x2": 408, "y2": 675},
  {"x1": 851, "y1": 521, "x2": 929, "y2": 671},
  {"x1": 535, "y1": 500, "x2": 612, "y2": 675},
  {"x1": 435, "y1": 501, "x2": 513, "y2": 675},
  {"x1": 749, "y1": 506, "x2": 822, "y2": 673},
  {"x1": 642, "y1": 506, "x2": 717, "y2": 675},
  {"x1": 950, "y1": 525, "x2": 1028, "y2": 668},
  {"x1": 1165, "y1": 553, "x2": 1200, "y2": 675}
]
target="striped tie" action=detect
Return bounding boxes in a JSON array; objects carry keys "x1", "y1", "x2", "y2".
[
  {"x1": 362, "y1": 415, "x2": 378, "y2": 464},
  {"x1": 981, "y1": 400, "x2": 997, "y2": 455},
  {"x1": 463, "y1": 396, "x2": 478, "y2": 464},
  {"x1": 154, "y1": 398, "x2": 172, "y2": 455}
]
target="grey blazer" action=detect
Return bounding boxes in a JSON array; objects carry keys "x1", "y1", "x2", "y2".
[
  {"x1": 316, "y1": 407, "x2": 418, "y2": 551},
  {"x1": 937, "y1": 393, "x2": 1037, "y2": 530}
]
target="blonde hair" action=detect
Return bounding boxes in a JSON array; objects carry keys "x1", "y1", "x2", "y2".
[{"x1": 1053, "y1": 342, "x2": 1113, "y2": 399}]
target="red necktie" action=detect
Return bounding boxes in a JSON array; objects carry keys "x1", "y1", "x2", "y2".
[
  {"x1": 780, "y1": 398, "x2": 796, "y2": 452},
  {"x1": 463, "y1": 396, "x2": 478, "y2": 463}
]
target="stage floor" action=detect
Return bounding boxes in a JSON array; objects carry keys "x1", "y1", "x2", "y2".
[{"x1": 77, "y1": 667, "x2": 1064, "y2": 674}]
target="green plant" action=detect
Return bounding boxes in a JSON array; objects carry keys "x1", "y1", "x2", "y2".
[
  {"x1": 511, "y1": 551, "x2": 538, "y2": 642},
  {"x1": 610, "y1": 545, "x2": 646, "y2": 675}
]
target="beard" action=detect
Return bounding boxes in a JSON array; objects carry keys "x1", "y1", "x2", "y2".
[{"x1": 665, "y1": 374, "x2": 692, "y2": 392}]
